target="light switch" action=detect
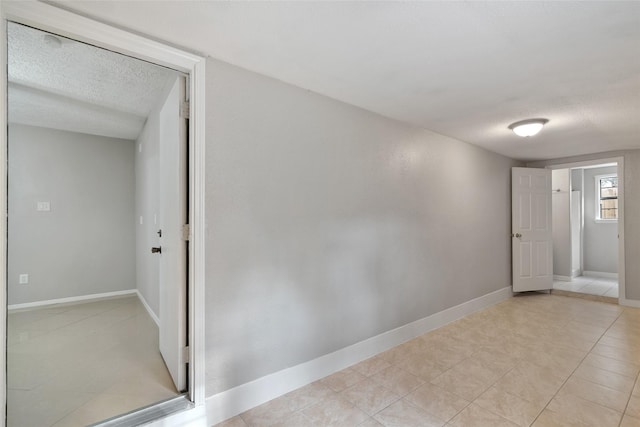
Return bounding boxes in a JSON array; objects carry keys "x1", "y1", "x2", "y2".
[
  {"x1": 37, "y1": 201, "x2": 51, "y2": 211},
  {"x1": 19, "y1": 274, "x2": 28, "y2": 284}
]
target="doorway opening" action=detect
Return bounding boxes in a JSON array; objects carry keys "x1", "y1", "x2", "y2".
[
  {"x1": 6, "y1": 22, "x2": 188, "y2": 426},
  {"x1": 2, "y1": 2, "x2": 206, "y2": 426},
  {"x1": 548, "y1": 158, "x2": 625, "y2": 303}
]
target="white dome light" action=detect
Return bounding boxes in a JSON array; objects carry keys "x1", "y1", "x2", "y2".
[{"x1": 508, "y1": 118, "x2": 549, "y2": 137}]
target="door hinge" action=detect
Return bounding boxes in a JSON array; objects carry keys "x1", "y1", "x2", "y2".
[
  {"x1": 181, "y1": 346, "x2": 190, "y2": 364},
  {"x1": 182, "y1": 224, "x2": 191, "y2": 241},
  {"x1": 180, "y1": 101, "x2": 190, "y2": 119}
]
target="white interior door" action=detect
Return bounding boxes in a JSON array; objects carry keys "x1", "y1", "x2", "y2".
[
  {"x1": 158, "y1": 76, "x2": 188, "y2": 392},
  {"x1": 512, "y1": 167, "x2": 553, "y2": 292}
]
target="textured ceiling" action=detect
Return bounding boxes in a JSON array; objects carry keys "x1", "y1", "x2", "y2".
[
  {"x1": 8, "y1": 22, "x2": 179, "y2": 140},
  {"x1": 49, "y1": 2, "x2": 640, "y2": 159}
]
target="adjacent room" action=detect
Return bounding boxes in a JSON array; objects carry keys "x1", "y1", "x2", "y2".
[
  {"x1": 1, "y1": 2, "x2": 640, "y2": 427},
  {"x1": 6, "y1": 22, "x2": 188, "y2": 426},
  {"x1": 551, "y1": 163, "x2": 620, "y2": 301}
]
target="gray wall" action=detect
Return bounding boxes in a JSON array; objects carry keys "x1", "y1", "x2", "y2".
[
  {"x1": 204, "y1": 58, "x2": 520, "y2": 395},
  {"x1": 8, "y1": 124, "x2": 136, "y2": 305},
  {"x1": 583, "y1": 165, "x2": 618, "y2": 273},
  {"x1": 529, "y1": 151, "x2": 639, "y2": 299},
  {"x1": 571, "y1": 169, "x2": 583, "y2": 192}
]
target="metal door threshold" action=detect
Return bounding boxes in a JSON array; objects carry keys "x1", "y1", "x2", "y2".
[{"x1": 91, "y1": 394, "x2": 192, "y2": 427}]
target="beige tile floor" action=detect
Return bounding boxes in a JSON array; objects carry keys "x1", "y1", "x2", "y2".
[
  {"x1": 217, "y1": 293, "x2": 640, "y2": 427},
  {"x1": 7, "y1": 295, "x2": 179, "y2": 427}
]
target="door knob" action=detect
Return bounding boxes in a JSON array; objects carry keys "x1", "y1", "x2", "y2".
[
  {"x1": 151, "y1": 246, "x2": 162, "y2": 254},
  {"x1": 512, "y1": 233, "x2": 522, "y2": 238}
]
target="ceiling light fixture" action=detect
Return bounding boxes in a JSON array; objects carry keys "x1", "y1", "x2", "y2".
[{"x1": 508, "y1": 118, "x2": 549, "y2": 137}]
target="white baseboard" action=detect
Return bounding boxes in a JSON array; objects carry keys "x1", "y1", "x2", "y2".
[
  {"x1": 8, "y1": 289, "x2": 137, "y2": 311},
  {"x1": 583, "y1": 271, "x2": 618, "y2": 279},
  {"x1": 571, "y1": 269, "x2": 582, "y2": 278},
  {"x1": 553, "y1": 275, "x2": 572, "y2": 282},
  {"x1": 619, "y1": 298, "x2": 640, "y2": 308},
  {"x1": 205, "y1": 286, "x2": 513, "y2": 425},
  {"x1": 136, "y1": 290, "x2": 160, "y2": 326}
]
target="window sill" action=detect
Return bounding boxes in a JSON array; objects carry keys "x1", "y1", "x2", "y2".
[{"x1": 595, "y1": 219, "x2": 618, "y2": 224}]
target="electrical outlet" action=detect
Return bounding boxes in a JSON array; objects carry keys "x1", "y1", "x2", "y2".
[
  {"x1": 37, "y1": 201, "x2": 51, "y2": 211},
  {"x1": 19, "y1": 274, "x2": 29, "y2": 285}
]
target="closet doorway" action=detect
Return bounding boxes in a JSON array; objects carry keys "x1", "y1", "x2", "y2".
[
  {"x1": 1, "y1": 2, "x2": 206, "y2": 425},
  {"x1": 548, "y1": 158, "x2": 625, "y2": 303}
]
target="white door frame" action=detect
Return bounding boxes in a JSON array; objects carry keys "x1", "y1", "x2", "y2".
[
  {"x1": 545, "y1": 157, "x2": 628, "y2": 306},
  {"x1": 0, "y1": 1, "x2": 207, "y2": 423}
]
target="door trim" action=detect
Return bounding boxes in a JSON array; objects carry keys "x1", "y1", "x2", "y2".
[
  {"x1": 0, "y1": 1, "x2": 207, "y2": 423},
  {"x1": 545, "y1": 157, "x2": 627, "y2": 306}
]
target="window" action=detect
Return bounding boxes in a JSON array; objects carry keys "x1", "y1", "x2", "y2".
[{"x1": 595, "y1": 174, "x2": 618, "y2": 221}]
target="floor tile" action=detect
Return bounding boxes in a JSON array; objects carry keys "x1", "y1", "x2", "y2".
[
  {"x1": 626, "y1": 395, "x2": 640, "y2": 419},
  {"x1": 7, "y1": 388, "x2": 95, "y2": 427},
  {"x1": 579, "y1": 283, "x2": 612, "y2": 296},
  {"x1": 620, "y1": 414, "x2": 640, "y2": 427},
  {"x1": 373, "y1": 399, "x2": 445, "y2": 427},
  {"x1": 552, "y1": 281, "x2": 586, "y2": 293},
  {"x1": 429, "y1": 365, "x2": 492, "y2": 401},
  {"x1": 492, "y1": 365, "x2": 564, "y2": 406},
  {"x1": 599, "y1": 335, "x2": 640, "y2": 352},
  {"x1": 378, "y1": 342, "x2": 414, "y2": 365},
  {"x1": 546, "y1": 394, "x2": 622, "y2": 427},
  {"x1": 51, "y1": 393, "x2": 163, "y2": 427},
  {"x1": 532, "y1": 408, "x2": 589, "y2": 427},
  {"x1": 604, "y1": 287, "x2": 619, "y2": 298},
  {"x1": 214, "y1": 416, "x2": 248, "y2": 427},
  {"x1": 558, "y1": 376, "x2": 630, "y2": 412},
  {"x1": 7, "y1": 296, "x2": 178, "y2": 427},
  {"x1": 320, "y1": 368, "x2": 367, "y2": 392},
  {"x1": 573, "y1": 363, "x2": 636, "y2": 393},
  {"x1": 339, "y1": 378, "x2": 400, "y2": 415},
  {"x1": 581, "y1": 353, "x2": 640, "y2": 378},
  {"x1": 447, "y1": 403, "x2": 519, "y2": 427},
  {"x1": 358, "y1": 418, "x2": 385, "y2": 427},
  {"x1": 282, "y1": 381, "x2": 336, "y2": 412},
  {"x1": 403, "y1": 382, "x2": 468, "y2": 422},
  {"x1": 352, "y1": 356, "x2": 392, "y2": 377},
  {"x1": 553, "y1": 275, "x2": 620, "y2": 302},
  {"x1": 301, "y1": 395, "x2": 369, "y2": 426},
  {"x1": 474, "y1": 386, "x2": 545, "y2": 426},
  {"x1": 395, "y1": 354, "x2": 446, "y2": 381},
  {"x1": 370, "y1": 366, "x2": 424, "y2": 397},
  {"x1": 241, "y1": 395, "x2": 295, "y2": 426},
  {"x1": 269, "y1": 412, "x2": 314, "y2": 427}
]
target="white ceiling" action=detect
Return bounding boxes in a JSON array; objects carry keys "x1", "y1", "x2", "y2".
[
  {"x1": 8, "y1": 22, "x2": 179, "y2": 140},
  {"x1": 46, "y1": 2, "x2": 640, "y2": 159}
]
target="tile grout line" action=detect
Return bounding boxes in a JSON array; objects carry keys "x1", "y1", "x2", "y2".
[
  {"x1": 528, "y1": 306, "x2": 629, "y2": 426},
  {"x1": 617, "y1": 359, "x2": 640, "y2": 427}
]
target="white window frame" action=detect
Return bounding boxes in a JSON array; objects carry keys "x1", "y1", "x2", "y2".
[{"x1": 594, "y1": 173, "x2": 618, "y2": 223}]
